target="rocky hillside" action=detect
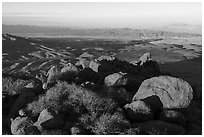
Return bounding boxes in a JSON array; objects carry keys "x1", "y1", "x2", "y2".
[{"x1": 2, "y1": 52, "x2": 202, "y2": 135}]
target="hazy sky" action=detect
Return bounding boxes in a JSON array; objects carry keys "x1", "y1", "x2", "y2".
[{"x1": 2, "y1": 2, "x2": 202, "y2": 28}]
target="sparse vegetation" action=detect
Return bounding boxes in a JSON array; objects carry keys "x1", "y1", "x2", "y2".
[
  {"x1": 2, "y1": 33, "x2": 202, "y2": 135},
  {"x1": 2, "y1": 77, "x2": 30, "y2": 95}
]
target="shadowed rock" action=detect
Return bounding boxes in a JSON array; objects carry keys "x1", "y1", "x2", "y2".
[
  {"x1": 60, "y1": 63, "x2": 79, "y2": 82},
  {"x1": 78, "y1": 68, "x2": 101, "y2": 83},
  {"x1": 124, "y1": 100, "x2": 153, "y2": 122},
  {"x1": 34, "y1": 108, "x2": 64, "y2": 131},
  {"x1": 104, "y1": 72, "x2": 128, "y2": 87},
  {"x1": 141, "y1": 95, "x2": 163, "y2": 115}
]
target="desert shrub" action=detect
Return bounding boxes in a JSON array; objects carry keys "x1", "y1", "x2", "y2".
[
  {"x1": 26, "y1": 95, "x2": 47, "y2": 117},
  {"x1": 2, "y1": 77, "x2": 30, "y2": 95},
  {"x1": 91, "y1": 111, "x2": 131, "y2": 135},
  {"x1": 27, "y1": 82, "x2": 118, "y2": 127},
  {"x1": 45, "y1": 82, "x2": 118, "y2": 114}
]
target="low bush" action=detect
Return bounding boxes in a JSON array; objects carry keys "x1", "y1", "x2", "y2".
[
  {"x1": 27, "y1": 82, "x2": 119, "y2": 131},
  {"x1": 92, "y1": 111, "x2": 131, "y2": 135},
  {"x1": 2, "y1": 77, "x2": 30, "y2": 95}
]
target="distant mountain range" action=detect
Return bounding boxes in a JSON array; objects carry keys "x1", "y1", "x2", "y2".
[{"x1": 2, "y1": 24, "x2": 201, "y2": 40}]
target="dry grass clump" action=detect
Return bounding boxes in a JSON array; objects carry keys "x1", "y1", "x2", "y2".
[{"x1": 2, "y1": 77, "x2": 30, "y2": 95}]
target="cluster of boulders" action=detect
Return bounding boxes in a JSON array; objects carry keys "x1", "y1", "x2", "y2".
[{"x1": 2, "y1": 52, "x2": 201, "y2": 135}]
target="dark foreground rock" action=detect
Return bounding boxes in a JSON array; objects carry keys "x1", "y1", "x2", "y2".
[
  {"x1": 60, "y1": 63, "x2": 79, "y2": 82},
  {"x1": 34, "y1": 108, "x2": 64, "y2": 131},
  {"x1": 132, "y1": 76, "x2": 193, "y2": 109},
  {"x1": 124, "y1": 100, "x2": 153, "y2": 122}
]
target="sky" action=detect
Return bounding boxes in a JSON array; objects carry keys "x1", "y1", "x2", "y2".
[{"x1": 2, "y1": 2, "x2": 202, "y2": 28}]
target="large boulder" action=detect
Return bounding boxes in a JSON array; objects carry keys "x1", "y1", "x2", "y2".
[
  {"x1": 8, "y1": 90, "x2": 36, "y2": 119},
  {"x1": 159, "y1": 110, "x2": 186, "y2": 126},
  {"x1": 132, "y1": 76, "x2": 193, "y2": 109},
  {"x1": 11, "y1": 116, "x2": 33, "y2": 135},
  {"x1": 124, "y1": 100, "x2": 153, "y2": 122},
  {"x1": 60, "y1": 63, "x2": 79, "y2": 82},
  {"x1": 34, "y1": 108, "x2": 64, "y2": 131},
  {"x1": 104, "y1": 72, "x2": 128, "y2": 87},
  {"x1": 45, "y1": 66, "x2": 61, "y2": 87},
  {"x1": 133, "y1": 120, "x2": 186, "y2": 135}
]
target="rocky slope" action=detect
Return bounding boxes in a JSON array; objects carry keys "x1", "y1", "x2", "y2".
[{"x1": 2, "y1": 52, "x2": 202, "y2": 135}]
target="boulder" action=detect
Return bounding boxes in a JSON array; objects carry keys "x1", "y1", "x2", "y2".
[
  {"x1": 124, "y1": 100, "x2": 153, "y2": 122},
  {"x1": 132, "y1": 76, "x2": 193, "y2": 109},
  {"x1": 89, "y1": 60, "x2": 101, "y2": 72},
  {"x1": 11, "y1": 116, "x2": 33, "y2": 135},
  {"x1": 60, "y1": 63, "x2": 79, "y2": 82},
  {"x1": 133, "y1": 120, "x2": 185, "y2": 135},
  {"x1": 138, "y1": 52, "x2": 152, "y2": 66},
  {"x1": 104, "y1": 72, "x2": 128, "y2": 87},
  {"x1": 159, "y1": 110, "x2": 186, "y2": 126},
  {"x1": 34, "y1": 108, "x2": 64, "y2": 131},
  {"x1": 8, "y1": 90, "x2": 36, "y2": 119},
  {"x1": 46, "y1": 65, "x2": 61, "y2": 85}
]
